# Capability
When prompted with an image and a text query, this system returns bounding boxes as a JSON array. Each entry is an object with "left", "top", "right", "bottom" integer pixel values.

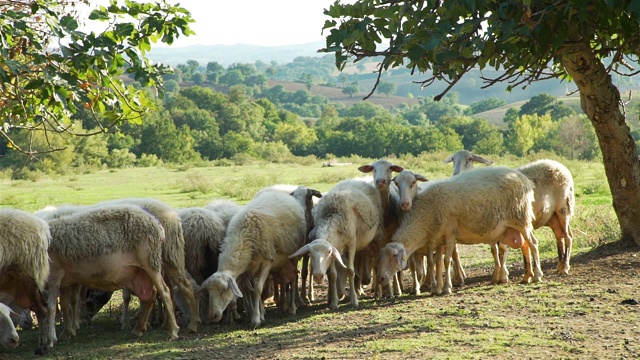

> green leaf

[
  {"left": 60, "top": 15, "right": 79, "bottom": 31},
  {"left": 24, "top": 79, "right": 45, "bottom": 90}
]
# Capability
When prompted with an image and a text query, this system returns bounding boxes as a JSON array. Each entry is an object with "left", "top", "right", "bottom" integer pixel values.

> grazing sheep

[
  {"left": 377, "top": 166, "right": 543, "bottom": 296},
  {"left": 199, "top": 187, "right": 309, "bottom": 329},
  {"left": 358, "top": 159, "right": 404, "bottom": 297},
  {"left": 45, "top": 205, "right": 179, "bottom": 344},
  {"left": 289, "top": 179, "right": 384, "bottom": 310},
  {"left": 0, "top": 302, "right": 19, "bottom": 350},
  {"left": 446, "top": 150, "right": 576, "bottom": 275},
  {"left": 204, "top": 199, "right": 243, "bottom": 230},
  {"left": 0, "top": 208, "right": 52, "bottom": 355},
  {"left": 172, "top": 207, "right": 226, "bottom": 324},
  {"left": 97, "top": 198, "right": 200, "bottom": 333},
  {"left": 0, "top": 292, "right": 34, "bottom": 330}
]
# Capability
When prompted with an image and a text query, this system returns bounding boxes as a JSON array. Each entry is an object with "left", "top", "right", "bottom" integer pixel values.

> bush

[
  {"left": 137, "top": 153, "right": 163, "bottom": 167},
  {"left": 106, "top": 149, "right": 137, "bottom": 168}
]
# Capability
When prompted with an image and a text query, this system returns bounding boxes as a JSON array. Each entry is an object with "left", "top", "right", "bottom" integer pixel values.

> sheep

[
  {"left": 289, "top": 179, "right": 384, "bottom": 310},
  {"left": 199, "top": 186, "right": 309, "bottom": 329},
  {"left": 205, "top": 199, "right": 244, "bottom": 230},
  {"left": 357, "top": 159, "right": 404, "bottom": 297},
  {"left": 444, "top": 149, "right": 494, "bottom": 176},
  {"left": 446, "top": 150, "right": 575, "bottom": 275},
  {"left": 377, "top": 166, "right": 543, "bottom": 296},
  {"left": 171, "top": 207, "right": 226, "bottom": 324},
  {"left": 0, "top": 302, "right": 19, "bottom": 350},
  {"left": 0, "top": 208, "right": 52, "bottom": 355},
  {"left": 96, "top": 198, "right": 200, "bottom": 333},
  {"left": 45, "top": 204, "right": 179, "bottom": 344},
  {"left": 0, "top": 292, "right": 34, "bottom": 330}
]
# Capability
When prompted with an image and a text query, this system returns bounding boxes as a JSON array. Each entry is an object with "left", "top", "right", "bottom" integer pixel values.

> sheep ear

[
  {"left": 415, "top": 174, "right": 428, "bottom": 182},
  {"left": 228, "top": 277, "right": 243, "bottom": 298},
  {"left": 397, "top": 247, "right": 408, "bottom": 270},
  {"left": 471, "top": 154, "right": 493, "bottom": 165},
  {"left": 331, "top": 246, "right": 347, "bottom": 269},
  {"left": 444, "top": 155, "right": 454, "bottom": 164},
  {"left": 289, "top": 244, "right": 311, "bottom": 259},
  {"left": 358, "top": 165, "right": 374, "bottom": 173},
  {"left": 311, "top": 189, "right": 322, "bottom": 198},
  {"left": 390, "top": 165, "right": 404, "bottom": 173}
]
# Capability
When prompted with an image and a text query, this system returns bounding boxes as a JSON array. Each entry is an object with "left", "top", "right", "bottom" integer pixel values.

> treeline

[{"left": 0, "top": 78, "right": 605, "bottom": 178}]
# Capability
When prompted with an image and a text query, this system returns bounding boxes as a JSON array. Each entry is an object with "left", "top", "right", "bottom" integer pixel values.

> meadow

[{"left": 1, "top": 151, "right": 637, "bottom": 359}]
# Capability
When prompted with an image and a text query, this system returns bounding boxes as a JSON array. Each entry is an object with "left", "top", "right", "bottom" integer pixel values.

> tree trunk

[{"left": 561, "top": 41, "right": 640, "bottom": 246}]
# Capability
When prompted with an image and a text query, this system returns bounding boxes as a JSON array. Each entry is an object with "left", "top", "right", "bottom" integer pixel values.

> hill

[{"left": 149, "top": 41, "right": 326, "bottom": 67}]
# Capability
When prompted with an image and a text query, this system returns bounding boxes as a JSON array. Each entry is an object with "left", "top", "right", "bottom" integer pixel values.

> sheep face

[
  {"left": 289, "top": 239, "right": 346, "bottom": 284},
  {"left": 0, "top": 303, "right": 19, "bottom": 349},
  {"left": 377, "top": 242, "right": 407, "bottom": 286},
  {"left": 199, "top": 273, "right": 242, "bottom": 324},
  {"left": 358, "top": 159, "right": 404, "bottom": 190},
  {"left": 393, "top": 170, "right": 428, "bottom": 211}
]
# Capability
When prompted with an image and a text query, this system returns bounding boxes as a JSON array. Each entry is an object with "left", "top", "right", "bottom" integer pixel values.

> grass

[{"left": 0, "top": 153, "right": 628, "bottom": 359}]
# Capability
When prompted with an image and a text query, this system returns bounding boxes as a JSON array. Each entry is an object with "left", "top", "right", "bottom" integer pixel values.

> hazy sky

[{"left": 163, "top": 0, "right": 339, "bottom": 47}]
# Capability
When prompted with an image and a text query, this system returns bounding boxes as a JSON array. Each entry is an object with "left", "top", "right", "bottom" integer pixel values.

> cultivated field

[{"left": 1, "top": 152, "right": 638, "bottom": 359}]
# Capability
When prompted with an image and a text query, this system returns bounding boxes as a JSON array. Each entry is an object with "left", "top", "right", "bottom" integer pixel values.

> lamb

[
  {"left": 199, "top": 186, "right": 310, "bottom": 328},
  {"left": 96, "top": 198, "right": 200, "bottom": 333},
  {"left": 0, "top": 302, "right": 19, "bottom": 350},
  {"left": 357, "top": 159, "right": 404, "bottom": 297},
  {"left": 377, "top": 166, "right": 543, "bottom": 296},
  {"left": 0, "top": 208, "right": 52, "bottom": 355},
  {"left": 289, "top": 179, "right": 384, "bottom": 310},
  {"left": 45, "top": 204, "right": 179, "bottom": 344},
  {"left": 446, "top": 150, "right": 575, "bottom": 275}
]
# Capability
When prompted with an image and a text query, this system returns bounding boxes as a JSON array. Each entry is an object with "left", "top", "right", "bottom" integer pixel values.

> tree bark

[{"left": 561, "top": 41, "right": 640, "bottom": 246}]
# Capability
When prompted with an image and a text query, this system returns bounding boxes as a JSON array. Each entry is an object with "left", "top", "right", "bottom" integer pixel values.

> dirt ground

[
  {"left": 7, "top": 241, "right": 640, "bottom": 360},
  {"left": 203, "top": 241, "right": 640, "bottom": 360}
]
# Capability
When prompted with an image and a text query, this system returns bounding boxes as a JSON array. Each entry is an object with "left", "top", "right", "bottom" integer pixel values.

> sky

[{"left": 159, "top": 0, "right": 339, "bottom": 47}]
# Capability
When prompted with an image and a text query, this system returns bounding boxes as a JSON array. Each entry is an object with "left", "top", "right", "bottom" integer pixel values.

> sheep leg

[
  {"left": 442, "top": 241, "right": 454, "bottom": 295},
  {"left": 549, "top": 216, "right": 573, "bottom": 275},
  {"left": 144, "top": 270, "right": 179, "bottom": 340},
  {"left": 29, "top": 282, "right": 52, "bottom": 355},
  {"left": 251, "top": 264, "right": 271, "bottom": 329},
  {"left": 308, "top": 260, "right": 315, "bottom": 303},
  {"left": 327, "top": 262, "right": 339, "bottom": 310},
  {"left": 59, "top": 287, "right": 74, "bottom": 339},
  {"left": 426, "top": 248, "right": 438, "bottom": 295},
  {"left": 45, "top": 272, "right": 64, "bottom": 347},
  {"left": 498, "top": 244, "right": 510, "bottom": 283},
  {"left": 520, "top": 241, "right": 534, "bottom": 284},
  {"left": 298, "top": 255, "right": 310, "bottom": 306},
  {"left": 525, "top": 231, "right": 544, "bottom": 282},
  {"left": 346, "top": 246, "right": 359, "bottom": 308},
  {"left": 452, "top": 244, "right": 466, "bottom": 286},
  {"left": 120, "top": 288, "right": 132, "bottom": 330},
  {"left": 409, "top": 255, "right": 420, "bottom": 296},
  {"left": 132, "top": 290, "right": 156, "bottom": 337},
  {"left": 165, "top": 266, "right": 200, "bottom": 333}
]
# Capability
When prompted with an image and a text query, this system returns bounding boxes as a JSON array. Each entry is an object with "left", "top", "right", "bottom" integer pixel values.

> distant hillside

[{"left": 149, "top": 41, "right": 326, "bottom": 66}]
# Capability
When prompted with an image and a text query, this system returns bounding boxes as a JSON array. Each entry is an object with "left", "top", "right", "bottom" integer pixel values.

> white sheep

[
  {"left": 444, "top": 149, "right": 494, "bottom": 176},
  {"left": 96, "top": 198, "right": 200, "bottom": 333},
  {"left": 0, "top": 300, "right": 19, "bottom": 350},
  {"left": 357, "top": 159, "right": 404, "bottom": 297},
  {"left": 0, "top": 208, "right": 52, "bottom": 355},
  {"left": 205, "top": 199, "right": 244, "bottom": 230},
  {"left": 377, "top": 166, "right": 543, "bottom": 296},
  {"left": 199, "top": 187, "right": 309, "bottom": 329},
  {"left": 172, "top": 207, "right": 226, "bottom": 324},
  {"left": 0, "top": 292, "right": 34, "bottom": 330},
  {"left": 446, "top": 150, "right": 575, "bottom": 275},
  {"left": 45, "top": 204, "right": 179, "bottom": 344},
  {"left": 289, "top": 179, "right": 384, "bottom": 310}
]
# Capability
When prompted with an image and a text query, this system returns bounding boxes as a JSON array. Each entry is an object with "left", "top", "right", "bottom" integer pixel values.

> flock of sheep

[{"left": 0, "top": 150, "right": 575, "bottom": 355}]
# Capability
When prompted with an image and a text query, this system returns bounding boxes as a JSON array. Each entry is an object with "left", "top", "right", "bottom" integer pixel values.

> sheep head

[
  {"left": 289, "top": 239, "right": 345, "bottom": 284},
  {"left": 0, "top": 303, "right": 19, "bottom": 349},
  {"left": 358, "top": 159, "right": 404, "bottom": 190},
  {"left": 393, "top": 170, "right": 428, "bottom": 211},
  {"left": 199, "top": 273, "right": 242, "bottom": 324},
  {"left": 445, "top": 150, "right": 494, "bottom": 176},
  {"left": 377, "top": 242, "right": 408, "bottom": 286}
]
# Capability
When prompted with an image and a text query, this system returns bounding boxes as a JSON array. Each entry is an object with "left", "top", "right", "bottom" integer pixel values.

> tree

[
  {"left": 322, "top": 1, "right": 640, "bottom": 246},
  {"left": 377, "top": 81, "right": 397, "bottom": 97},
  {"left": 464, "top": 97, "right": 507, "bottom": 116},
  {"left": 0, "top": 0, "right": 194, "bottom": 156},
  {"left": 342, "top": 82, "right": 360, "bottom": 98}
]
